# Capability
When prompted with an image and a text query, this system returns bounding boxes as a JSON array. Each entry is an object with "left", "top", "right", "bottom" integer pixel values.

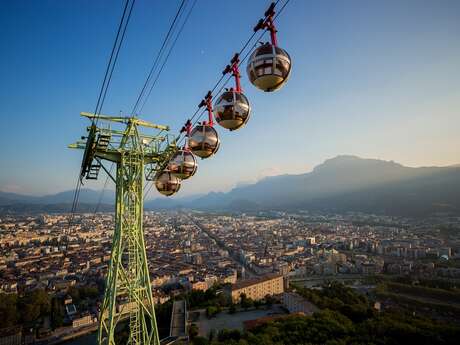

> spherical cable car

[
  {"left": 168, "top": 121, "right": 198, "bottom": 179},
  {"left": 214, "top": 54, "right": 251, "bottom": 131},
  {"left": 247, "top": 3, "right": 291, "bottom": 92},
  {"left": 168, "top": 149, "right": 197, "bottom": 180},
  {"left": 189, "top": 92, "right": 221, "bottom": 159},
  {"left": 155, "top": 171, "right": 181, "bottom": 196}
]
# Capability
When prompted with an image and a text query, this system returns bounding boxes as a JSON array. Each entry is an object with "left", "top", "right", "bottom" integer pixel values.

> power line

[
  {"left": 69, "top": 0, "right": 136, "bottom": 227},
  {"left": 94, "top": 0, "right": 135, "bottom": 122},
  {"left": 97, "top": 0, "right": 196, "bottom": 208},
  {"left": 138, "top": 0, "right": 198, "bottom": 114},
  {"left": 95, "top": 0, "right": 136, "bottom": 122},
  {"left": 131, "top": 0, "right": 188, "bottom": 116}
]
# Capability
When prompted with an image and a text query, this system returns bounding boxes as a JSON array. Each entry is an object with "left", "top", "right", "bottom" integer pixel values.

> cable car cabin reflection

[
  {"left": 188, "top": 124, "right": 220, "bottom": 159},
  {"left": 155, "top": 172, "right": 181, "bottom": 196},
  {"left": 247, "top": 43, "right": 291, "bottom": 92},
  {"left": 214, "top": 90, "right": 251, "bottom": 131},
  {"left": 167, "top": 149, "right": 198, "bottom": 180}
]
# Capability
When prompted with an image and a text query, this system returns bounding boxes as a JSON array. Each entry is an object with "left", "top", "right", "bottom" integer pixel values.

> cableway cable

[
  {"left": 69, "top": 0, "right": 136, "bottom": 227},
  {"left": 131, "top": 0, "right": 188, "bottom": 116}
]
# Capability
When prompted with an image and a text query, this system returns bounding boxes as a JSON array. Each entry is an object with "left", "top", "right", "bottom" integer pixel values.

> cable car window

[
  {"left": 274, "top": 62, "right": 286, "bottom": 77},
  {"left": 222, "top": 92, "right": 233, "bottom": 102},
  {"left": 274, "top": 47, "right": 286, "bottom": 57},
  {"left": 256, "top": 44, "right": 274, "bottom": 56}
]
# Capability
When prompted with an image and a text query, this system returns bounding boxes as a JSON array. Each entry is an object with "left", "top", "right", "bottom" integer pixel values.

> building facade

[{"left": 230, "top": 274, "right": 284, "bottom": 303}]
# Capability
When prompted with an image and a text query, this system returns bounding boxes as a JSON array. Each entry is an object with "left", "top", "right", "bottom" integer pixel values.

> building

[
  {"left": 72, "top": 314, "right": 94, "bottom": 328},
  {"left": 282, "top": 292, "right": 318, "bottom": 315},
  {"left": 230, "top": 274, "right": 284, "bottom": 303}
]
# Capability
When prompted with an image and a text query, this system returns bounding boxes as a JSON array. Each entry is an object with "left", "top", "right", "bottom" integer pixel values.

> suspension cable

[
  {"left": 69, "top": 0, "right": 136, "bottom": 226},
  {"left": 131, "top": 0, "right": 188, "bottom": 116}
]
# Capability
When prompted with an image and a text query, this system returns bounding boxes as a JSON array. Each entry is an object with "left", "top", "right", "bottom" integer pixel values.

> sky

[{"left": 0, "top": 0, "right": 459, "bottom": 198}]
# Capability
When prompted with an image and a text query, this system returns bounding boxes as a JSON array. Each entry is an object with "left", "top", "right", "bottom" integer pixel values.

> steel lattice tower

[{"left": 70, "top": 112, "right": 176, "bottom": 345}]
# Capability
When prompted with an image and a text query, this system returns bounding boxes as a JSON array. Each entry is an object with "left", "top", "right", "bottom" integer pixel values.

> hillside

[
  {"left": 2, "top": 156, "right": 460, "bottom": 216},
  {"left": 181, "top": 156, "right": 460, "bottom": 216}
]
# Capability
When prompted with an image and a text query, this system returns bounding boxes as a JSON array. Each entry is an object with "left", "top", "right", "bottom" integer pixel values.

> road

[{"left": 186, "top": 214, "right": 259, "bottom": 278}]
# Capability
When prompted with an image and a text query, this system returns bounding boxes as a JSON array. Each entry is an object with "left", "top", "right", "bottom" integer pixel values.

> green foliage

[
  {"left": 383, "top": 281, "right": 460, "bottom": 303},
  {"left": 68, "top": 286, "right": 100, "bottom": 307},
  {"left": 240, "top": 293, "right": 254, "bottom": 310},
  {"left": 155, "top": 300, "right": 173, "bottom": 339},
  {"left": 189, "top": 323, "right": 199, "bottom": 339},
  {"left": 382, "top": 275, "right": 460, "bottom": 291},
  {"left": 217, "top": 328, "right": 242, "bottom": 342},
  {"left": 185, "top": 287, "right": 227, "bottom": 309},
  {"left": 294, "top": 281, "right": 374, "bottom": 322},
  {"left": 203, "top": 281, "right": 460, "bottom": 344},
  {"left": 192, "top": 336, "right": 209, "bottom": 345},
  {"left": 264, "top": 294, "right": 276, "bottom": 307},
  {"left": 18, "top": 289, "right": 50, "bottom": 325},
  {"left": 375, "top": 289, "right": 460, "bottom": 316},
  {"left": 50, "top": 297, "right": 65, "bottom": 329},
  {"left": 254, "top": 299, "right": 264, "bottom": 309},
  {"left": 0, "top": 293, "right": 19, "bottom": 329},
  {"left": 206, "top": 305, "right": 221, "bottom": 318},
  {"left": 229, "top": 303, "right": 237, "bottom": 314}
]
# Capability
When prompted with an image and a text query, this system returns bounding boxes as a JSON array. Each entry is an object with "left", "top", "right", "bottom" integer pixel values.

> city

[{"left": 1, "top": 210, "right": 459, "bottom": 343}]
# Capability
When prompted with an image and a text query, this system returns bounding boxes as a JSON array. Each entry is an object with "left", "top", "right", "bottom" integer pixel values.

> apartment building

[{"left": 230, "top": 274, "right": 284, "bottom": 303}]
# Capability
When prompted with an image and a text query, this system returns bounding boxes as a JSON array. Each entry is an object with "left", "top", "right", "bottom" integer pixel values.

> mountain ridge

[{"left": 1, "top": 156, "right": 460, "bottom": 216}]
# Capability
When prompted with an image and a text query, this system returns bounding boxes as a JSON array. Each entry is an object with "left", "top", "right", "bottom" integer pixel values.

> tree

[
  {"left": 208, "top": 329, "right": 215, "bottom": 342},
  {"left": 229, "top": 303, "right": 237, "bottom": 314},
  {"left": 254, "top": 299, "right": 264, "bottom": 309},
  {"left": 265, "top": 294, "right": 275, "bottom": 307},
  {"left": 189, "top": 323, "right": 199, "bottom": 339},
  {"left": 206, "top": 306, "right": 220, "bottom": 318},
  {"left": 217, "top": 329, "right": 241, "bottom": 342},
  {"left": 50, "top": 298, "right": 64, "bottom": 329},
  {"left": 192, "top": 336, "right": 208, "bottom": 345},
  {"left": 240, "top": 294, "right": 253, "bottom": 310},
  {"left": 0, "top": 293, "right": 19, "bottom": 328},
  {"left": 18, "top": 289, "right": 50, "bottom": 325}
]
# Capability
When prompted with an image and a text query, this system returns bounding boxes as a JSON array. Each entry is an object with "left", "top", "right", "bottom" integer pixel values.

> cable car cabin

[
  {"left": 155, "top": 171, "right": 181, "bottom": 196},
  {"left": 188, "top": 124, "right": 220, "bottom": 159},
  {"left": 246, "top": 43, "right": 291, "bottom": 92},
  {"left": 168, "top": 149, "right": 198, "bottom": 180},
  {"left": 214, "top": 90, "right": 251, "bottom": 131}
]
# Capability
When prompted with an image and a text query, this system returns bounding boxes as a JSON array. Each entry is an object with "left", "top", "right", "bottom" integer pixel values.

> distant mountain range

[
  {"left": 0, "top": 188, "right": 115, "bottom": 213},
  {"left": 0, "top": 188, "right": 114, "bottom": 205},
  {"left": 2, "top": 155, "right": 460, "bottom": 216},
  {"left": 147, "top": 155, "right": 460, "bottom": 216}
]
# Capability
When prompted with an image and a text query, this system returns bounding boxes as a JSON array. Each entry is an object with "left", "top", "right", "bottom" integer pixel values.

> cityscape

[
  {"left": 1, "top": 0, "right": 460, "bottom": 344},
  {"left": 1, "top": 210, "right": 459, "bottom": 344}
]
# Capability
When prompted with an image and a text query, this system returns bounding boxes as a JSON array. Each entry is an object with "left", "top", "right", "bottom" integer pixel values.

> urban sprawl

[{"left": 0, "top": 211, "right": 459, "bottom": 343}]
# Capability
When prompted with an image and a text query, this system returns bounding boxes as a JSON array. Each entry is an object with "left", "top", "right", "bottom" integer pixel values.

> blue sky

[{"left": 0, "top": 0, "right": 459, "bottom": 198}]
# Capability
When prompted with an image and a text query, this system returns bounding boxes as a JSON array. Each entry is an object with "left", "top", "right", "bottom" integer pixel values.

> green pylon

[{"left": 69, "top": 112, "right": 177, "bottom": 345}]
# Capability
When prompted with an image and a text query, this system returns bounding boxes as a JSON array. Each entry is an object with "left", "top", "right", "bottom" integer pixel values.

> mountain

[
  {"left": 2, "top": 156, "right": 460, "bottom": 216},
  {"left": 0, "top": 188, "right": 115, "bottom": 214},
  {"left": 180, "top": 155, "right": 460, "bottom": 216},
  {"left": 0, "top": 188, "right": 114, "bottom": 206}
]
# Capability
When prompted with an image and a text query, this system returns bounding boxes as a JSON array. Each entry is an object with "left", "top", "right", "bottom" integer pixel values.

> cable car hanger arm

[{"left": 80, "top": 112, "right": 169, "bottom": 131}]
